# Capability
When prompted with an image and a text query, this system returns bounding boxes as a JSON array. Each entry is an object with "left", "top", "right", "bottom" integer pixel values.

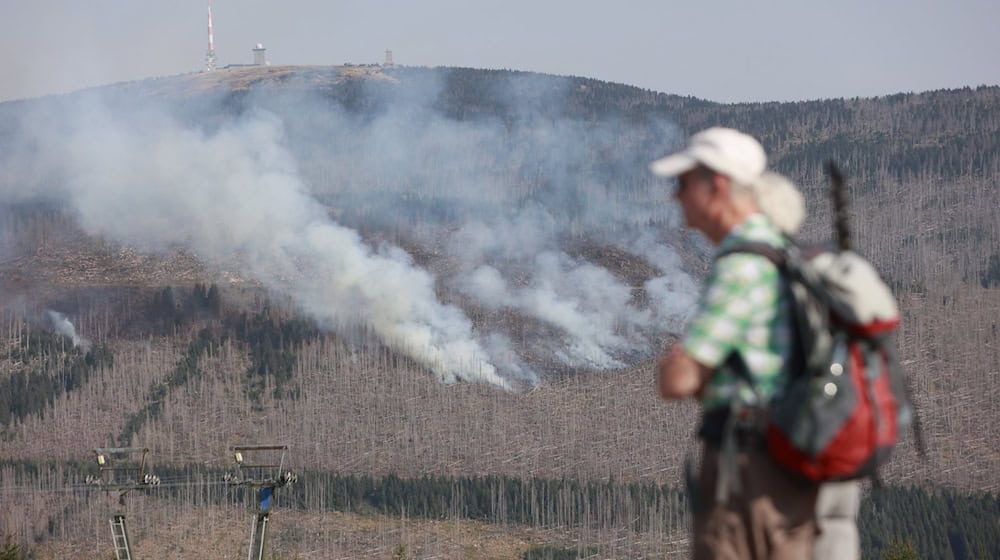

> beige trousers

[{"left": 693, "top": 446, "right": 819, "bottom": 560}]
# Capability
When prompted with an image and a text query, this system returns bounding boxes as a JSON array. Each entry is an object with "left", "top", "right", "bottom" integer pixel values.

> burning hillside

[{"left": 0, "top": 65, "right": 700, "bottom": 387}]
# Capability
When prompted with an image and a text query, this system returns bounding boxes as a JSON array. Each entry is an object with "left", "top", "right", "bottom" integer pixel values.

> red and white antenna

[{"left": 205, "top": 1, "right": 217, "bottom": 71}]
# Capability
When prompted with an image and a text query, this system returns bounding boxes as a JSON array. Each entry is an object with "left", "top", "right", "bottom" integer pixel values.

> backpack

[{"left": 719, "top": 241, "right": 918, "bottom": 482}]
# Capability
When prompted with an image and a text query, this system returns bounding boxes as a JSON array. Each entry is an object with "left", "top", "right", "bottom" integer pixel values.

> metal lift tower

[
  {"left": 225, "top": 445, "right": 297, "bottom": 560},
  {"left": 86, "top": 448, "right": 160, "bottom": 560},
  {"left": 205, "top": 1, "right": 217, "bottom": 71}
]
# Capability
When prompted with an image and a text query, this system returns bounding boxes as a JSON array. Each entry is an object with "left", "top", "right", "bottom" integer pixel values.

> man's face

[{"left": 674, "top": 167, "right": 716, "bottom": 233}]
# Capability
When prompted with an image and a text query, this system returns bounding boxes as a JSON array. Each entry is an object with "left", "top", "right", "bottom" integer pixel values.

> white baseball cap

[{"left": 649, "top": 127, "right": 767, "bottom": 185}]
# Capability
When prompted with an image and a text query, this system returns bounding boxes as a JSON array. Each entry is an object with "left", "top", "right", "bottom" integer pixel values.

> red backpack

[{"left": 721, "top": 242, "right": 918, "bottom": 482}]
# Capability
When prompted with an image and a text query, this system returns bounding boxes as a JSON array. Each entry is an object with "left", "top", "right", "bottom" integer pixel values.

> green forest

[{"left": 2, "top": 458, "right": 996, "bottom": 559}]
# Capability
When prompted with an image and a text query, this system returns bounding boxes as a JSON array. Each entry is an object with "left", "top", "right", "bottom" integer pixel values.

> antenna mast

[{"left": 205, "top": 1, "right": 217, "bottom": 71}]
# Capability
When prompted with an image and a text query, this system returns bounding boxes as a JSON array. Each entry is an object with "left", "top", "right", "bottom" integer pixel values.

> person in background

[{"left": 651, "top": 127, "right": 820, "bottom": 559}]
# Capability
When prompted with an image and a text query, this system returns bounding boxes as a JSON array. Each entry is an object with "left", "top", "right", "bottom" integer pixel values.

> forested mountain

[{"left": 0, "top": 65, "right": 997, "bottom": 558}]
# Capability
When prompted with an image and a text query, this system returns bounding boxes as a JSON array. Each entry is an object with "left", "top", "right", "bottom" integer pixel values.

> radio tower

[{"left": 205, "top": 1, "right": 217, "bottom": 71}]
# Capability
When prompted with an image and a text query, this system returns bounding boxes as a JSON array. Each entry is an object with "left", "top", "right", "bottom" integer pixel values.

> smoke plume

[
  {"left": 0, "top": 68, "right": 700, "bottom": 387},
  {"left": 44, "top": 310, "right": 92, "bottom": 352}
]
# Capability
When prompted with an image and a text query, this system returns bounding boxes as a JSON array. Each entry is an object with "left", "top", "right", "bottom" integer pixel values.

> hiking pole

[
  {"left": 826, "top": 160, "right": 851, "bottom": 253},
  {"left": 826, "top": 160, "right": 929, "bottom": 460}
]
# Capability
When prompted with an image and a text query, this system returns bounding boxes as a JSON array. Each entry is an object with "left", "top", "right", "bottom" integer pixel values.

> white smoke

[
  {"left": 44, "top": 310, "right": 91, "bottom": 352},
  {"left": 451, "top": 216, "right": 646, "bottom": 369},
  {"left": 0, "top": 69, "right": 701, "bottom": 388},
  {"left": 19, "top": 101, "right": 505, "bottom": 387},
  {"left": 627, "top": 231, "right": 701, "bottom": 327}
]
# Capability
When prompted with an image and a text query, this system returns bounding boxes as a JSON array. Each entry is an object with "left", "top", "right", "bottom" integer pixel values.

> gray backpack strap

[
  {"left": 716, "top": 241, "right": 810, "bottom": 381},
  {"left": 716, "top": 241, "right": 787, "bottom": 269}
]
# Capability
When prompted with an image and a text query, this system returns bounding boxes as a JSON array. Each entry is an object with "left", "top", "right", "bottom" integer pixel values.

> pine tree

[
  {"left": 882, "top": 538, "right": 920, "bottom": 560},
  {"left": 0, "top": 536, "right": 24, "bottom": 560}
]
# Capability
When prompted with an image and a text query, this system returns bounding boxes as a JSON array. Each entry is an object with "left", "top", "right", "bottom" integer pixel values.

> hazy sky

[{"left": 1, "top": 0, "right": 997, "bottom": 104}]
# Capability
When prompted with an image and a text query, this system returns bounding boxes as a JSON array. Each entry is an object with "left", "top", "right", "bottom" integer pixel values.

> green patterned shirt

[{"left": 682, "top": 213, "right": 794, "bottom": 411}]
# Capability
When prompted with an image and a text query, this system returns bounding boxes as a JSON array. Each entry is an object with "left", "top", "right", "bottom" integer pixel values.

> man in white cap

[{"left": 652, "top": 127, "right": 818, "bottom": 559}]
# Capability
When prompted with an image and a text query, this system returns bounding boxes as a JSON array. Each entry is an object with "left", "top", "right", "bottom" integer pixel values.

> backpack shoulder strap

[
  {"left": 716, "top": 241, "right": 788, "bottom": 269},
  {"left": 717, "top": 240, "right": 810, "bottom": 390},
  {"left": 712, "top": 241, "right": 791, "bottom": 392}
]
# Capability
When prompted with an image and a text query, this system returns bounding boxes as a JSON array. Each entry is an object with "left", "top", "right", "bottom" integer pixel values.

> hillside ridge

[{"left": 0, "top": 63, "right": 997, "bottom": 558}]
